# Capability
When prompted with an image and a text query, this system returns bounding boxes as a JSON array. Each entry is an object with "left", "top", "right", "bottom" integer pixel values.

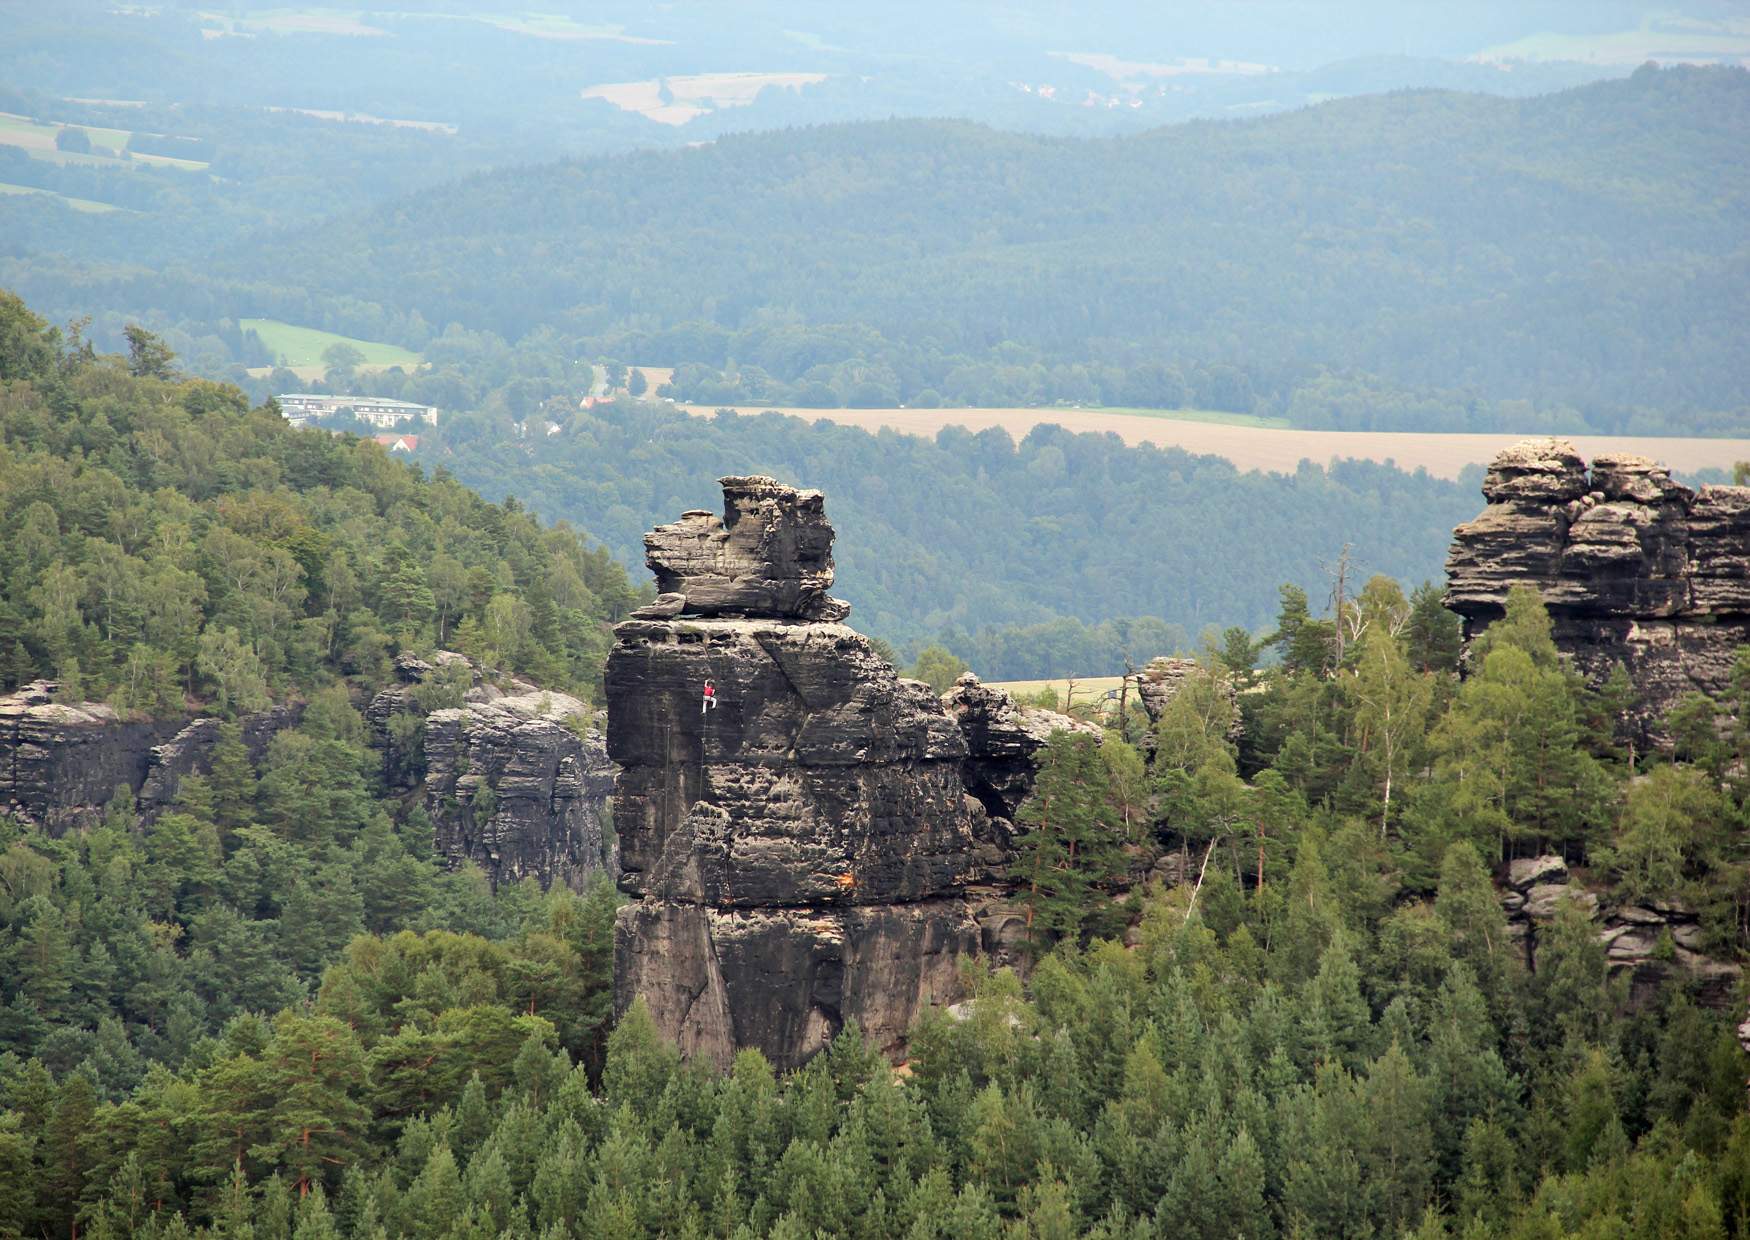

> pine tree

[
  {"left": 1362, "top": 1042, "right": 1434, "bottom": 1233},
  {"left": 1013, "top": 732, "right": 1124, "bottom": 948},
  {"left": 251, "top": 1015, "right": 370, "bottom": 1198}
]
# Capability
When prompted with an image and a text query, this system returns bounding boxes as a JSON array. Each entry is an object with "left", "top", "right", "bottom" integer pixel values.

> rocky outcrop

[
  {"left": 0, "top": 680, "right": 296, "bottom": 832},
  {"left": 636, "top": 475, "right": 848, "bottom": 622},
  {"left": 610, "top": 477, "right": 977, "bottom": 1070},
  {"left": 366, "top": 652, "right": 614, "bottom": 890},
  {"left": 945, "top": 672, "right": 1099, "bottom": 824},
  {"left": 942, "top": 673, "right": 1102, "bottom": 962},
  {"left": 1500, "top": 854, "right": 1740, "bottom": 1007},
  {"left": 1136, "top": 656, "right": 1243, "bottom": 744},
  {"left": 136, "top": 704, "right": 303, "bottom": 821},
  {"left": 1446, "top": 439, "right": 1750, "bottom": 737}
]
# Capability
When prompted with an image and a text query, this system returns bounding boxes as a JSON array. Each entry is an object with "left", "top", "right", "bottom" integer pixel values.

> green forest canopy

[
  {"left": 5, "top": 450, "right": 1750, "bottom": 1236},
  {"left": 429, "top": 398, "right": 1480, "bottom": 670},
  {"left": 0, "top": 290, "right": 637, "bottom": 709}
]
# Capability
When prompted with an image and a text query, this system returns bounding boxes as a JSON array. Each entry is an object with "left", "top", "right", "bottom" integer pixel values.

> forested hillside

[
  {"left": 430, "top": 399, "right": 1478, "bottom": 669},
  {"left": 206, "top": 65, "right": 1750, "bottom": 434},
  {"left": 6, "top": 504, "right": 1750, "bottom": 1236},
  {"left": 0, "top": 292, "right": 637, "bottom": 707}
]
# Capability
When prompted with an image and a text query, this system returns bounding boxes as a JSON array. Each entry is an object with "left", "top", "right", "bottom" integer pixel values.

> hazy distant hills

[{"left": 242, "top": 66, "right": 1749, "bottom": 432}]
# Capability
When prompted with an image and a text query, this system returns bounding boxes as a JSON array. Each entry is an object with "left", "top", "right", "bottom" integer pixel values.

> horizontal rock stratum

[
  {"left": 1445, "top": 438, "right": 1750, "bottom": 735},
  {"left": 609, "top": 477, "right": 978, "bottom": 1070}
]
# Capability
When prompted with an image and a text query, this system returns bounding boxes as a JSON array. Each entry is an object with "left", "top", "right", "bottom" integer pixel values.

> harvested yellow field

[
  {"left": 680, "top": 405, "right": 1749, "bottom": 480},
  {"left": 582, "top": 73, "right": 828, "bottom": 125},
  {"left": 988, "top": 676, "right": 1128, "bottom": 712},
  {"left": 629, "top": 365, "right": 673, "bottom": 392}
]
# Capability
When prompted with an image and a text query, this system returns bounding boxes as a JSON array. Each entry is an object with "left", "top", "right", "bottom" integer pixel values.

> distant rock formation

[
  {"left": 366, "top": 652, "right": 614, "bottom": 890},
  {"left": 1446, "top": 439, "right": 1750, "bottom": 737},
  {"left": 1135, "top": 656, "right": 1243, "bottom": 743},
  {"left": 0, "top": 680, "right": 296, "bottom": 832},
  {"left": 609, "top": 477, "right": 977, "bottom": 1070}
]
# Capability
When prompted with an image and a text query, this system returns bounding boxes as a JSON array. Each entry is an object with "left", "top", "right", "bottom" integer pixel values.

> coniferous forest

[{"left": 3, "top": 292, "right": 1750, "bottom": 1238}]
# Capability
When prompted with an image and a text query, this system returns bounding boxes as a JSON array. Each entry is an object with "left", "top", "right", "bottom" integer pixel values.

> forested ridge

[
  {"left": 200, "top": 64, "right": 1750, "bottom": 435},
  {"left": 0, "top": 292, "right": 638, "bottom": 708},
  {"left": 429, "top": 398, "right": 1479, "bottom": 666}
]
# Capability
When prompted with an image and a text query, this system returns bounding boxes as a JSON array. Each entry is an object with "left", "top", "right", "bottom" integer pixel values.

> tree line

[
  {"left": 208, "top": 65, "right": 1750, "bottom": 435},
  {"left": 426, "top": 396, "right": 1477, "bottom": 667}
]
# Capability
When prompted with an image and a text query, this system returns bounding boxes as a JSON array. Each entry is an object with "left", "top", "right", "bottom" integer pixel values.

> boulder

[
  {"left": 1523, "top": 882, "right": 1598, "bottom": 920},
  {"left": 1507, "top": 854, "right": 1569, "bottom": 890}
]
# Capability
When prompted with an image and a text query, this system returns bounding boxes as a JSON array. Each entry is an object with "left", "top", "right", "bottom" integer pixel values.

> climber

[{"left": 701, "top": 678, "right": 717, "bottom": 716}]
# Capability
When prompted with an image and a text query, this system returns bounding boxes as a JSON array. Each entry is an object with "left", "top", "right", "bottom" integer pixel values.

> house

[
  {"left": 372, "top": 434, "right": 419, "bottom": 453},
  {"left": 277, "top": 393, "right": 439, "bottom": 428}
]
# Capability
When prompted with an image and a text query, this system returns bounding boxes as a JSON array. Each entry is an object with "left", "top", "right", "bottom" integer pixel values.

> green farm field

[
  {"left": 0, "top": 182, "right": 128, "bottom": 214},
  {"left": 0, "top": 112, "right": 207, "bottom": 170},
  {"left": 241, "top": 318, "right": 423, "bottom": 369}
]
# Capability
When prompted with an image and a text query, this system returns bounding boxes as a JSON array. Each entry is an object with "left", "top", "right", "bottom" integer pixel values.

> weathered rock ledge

[
  {"left": 0, "top": 680, "right": 296, "bottom": 832},
  {"left": 1499, "top": 854, "right": 1740, "bottom": 1007},
  {"left": 1446, "top": 439, "right": 1750, "bottom": 737},
  {"left": 366, "top": 652, "right": 614, "bottom": 890}
]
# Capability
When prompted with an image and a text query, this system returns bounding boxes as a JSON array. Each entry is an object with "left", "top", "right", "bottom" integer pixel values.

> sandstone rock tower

[
  {"left": 608, "top": 477, "right": 978, "bottom": 1070},
  {"left": 1445, "top": 439, "right": 1750, "bottom": 735}
]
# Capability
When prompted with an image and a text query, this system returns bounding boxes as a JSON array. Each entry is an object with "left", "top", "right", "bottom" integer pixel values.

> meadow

[
  {"left": 240, "top": 318, "right": 424, "bottom": 370},
  {"left": 0, "top": 112, "right": 209, "bottom": 171}
]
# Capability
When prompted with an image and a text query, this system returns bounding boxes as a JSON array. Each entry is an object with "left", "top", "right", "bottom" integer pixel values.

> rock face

[
  {"left": 945, "top": 672, "right": 1099, "bottom": 824},
  {"left": 1500, "top": 854, "right": 1740, "bottom": 1007},
  {"left": 366, "top": 653, "right": 614, "bottom": 890},
  {"left": 942, "top": 673, "right": 1102, "bottom": 962},
  {"left": 136, "top": 704, "right": 304, "bottom": 821},
  {"left": 1136, "top": 656, "right": 1242, "bottom": 738},
  {"left": 610, "top": 477, "right": 978, "bottom": 1070},
  {"left": 637, "top": 476, "right": 848, "bottom": 622},
  {"left": 1446, "top": 439, "right": 1750, "bottom": 736},
  {"left": 0, "top": 680, "right": 296, "bottom": 832}
]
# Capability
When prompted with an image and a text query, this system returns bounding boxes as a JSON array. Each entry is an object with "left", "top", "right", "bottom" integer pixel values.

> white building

[{"left": 277, "top": 393, "right": 438, "bottom": 428}]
